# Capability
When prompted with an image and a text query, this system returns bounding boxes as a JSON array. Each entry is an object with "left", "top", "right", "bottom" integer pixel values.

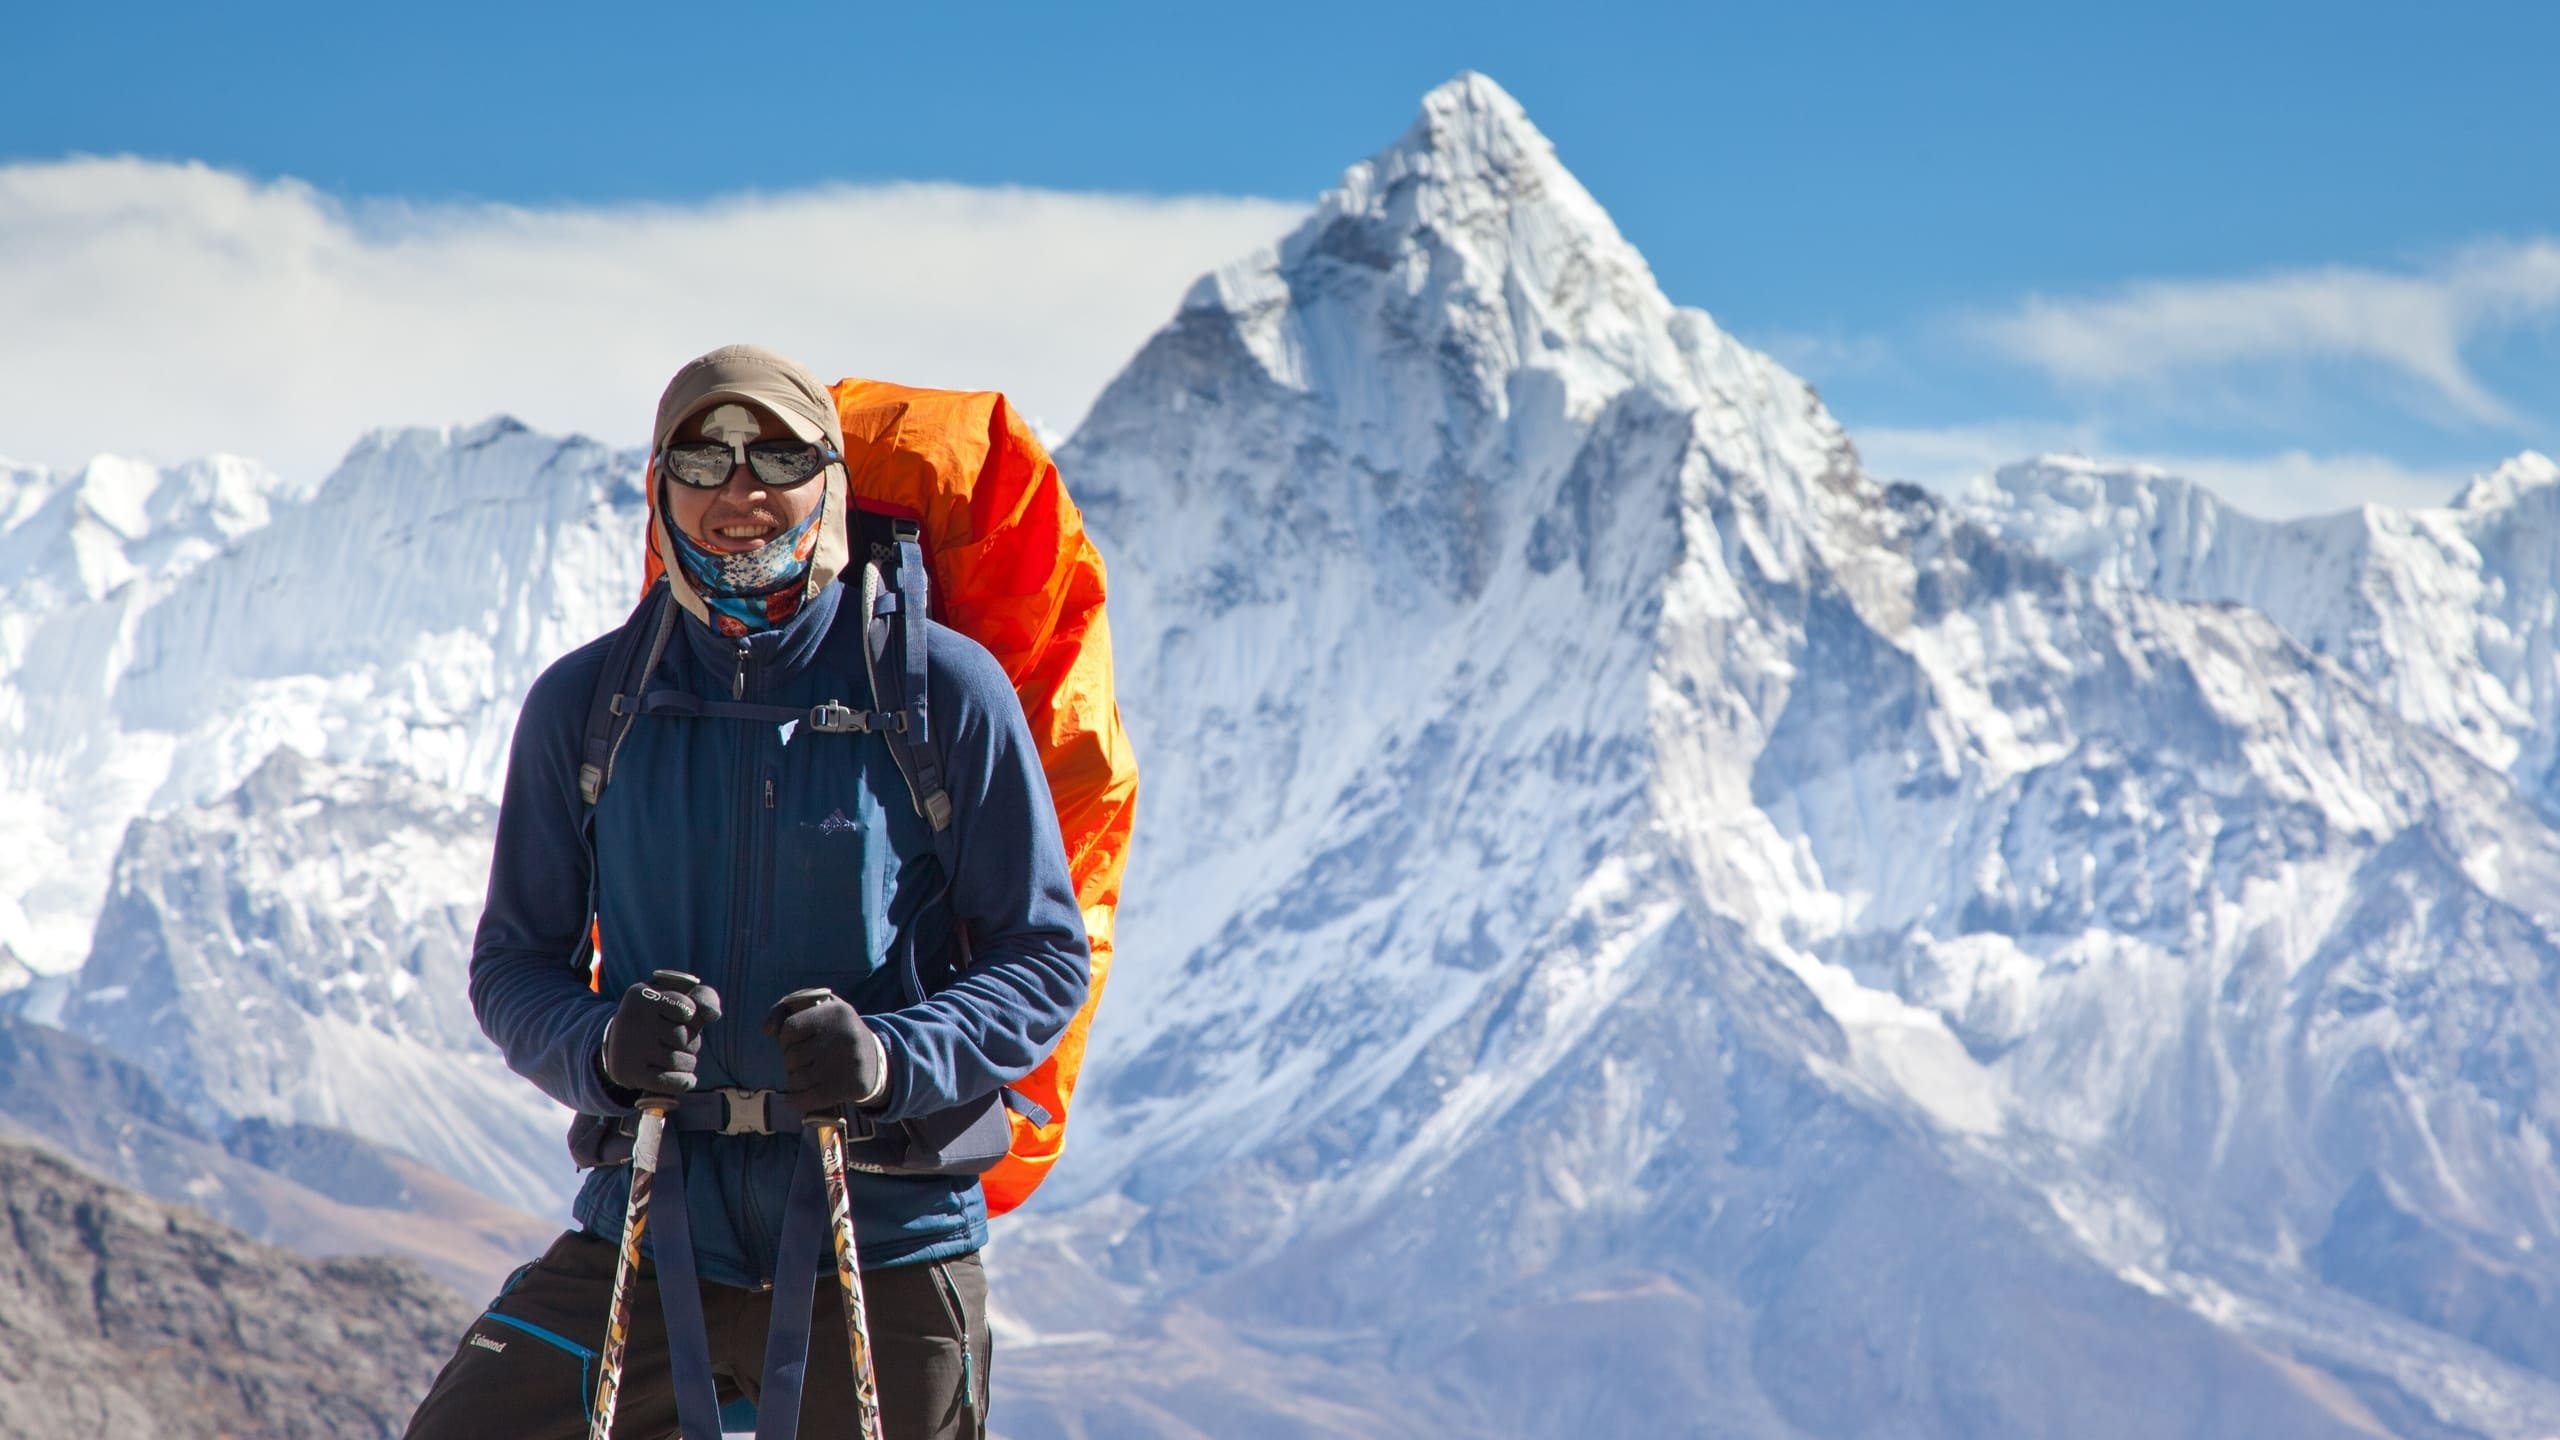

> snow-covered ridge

[
  {"left": 1966, "top": 449, "right": 2560, "bottom": 806},
  {"left": 2, "top": 417, "right": 647, "bottom": 976},
  {"left": 1, "top": 419, "right": 643, "bottom": 1212},
  {"left": 0, "top": 451, "right": 314, "bottom": 611},
  {"left": 2456, "top": 450, "right": 2560, "bottom": 512},
  {"left": 58, "top": 746, "right": 572, "bottom": 1211}
]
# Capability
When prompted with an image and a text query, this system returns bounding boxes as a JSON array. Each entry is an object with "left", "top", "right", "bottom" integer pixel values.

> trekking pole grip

[
  {"left": 638, "top": 969, "right": 705, "bottom": 1114},
  {"left": 591, "top": 976, "right": 700, "bottom": 1440},
  {"left": 773, "top": 985, "right": 833, "bottom": 1017},
  {"left": 772, "top": 986, "right": 842, "bottom": 1105}
]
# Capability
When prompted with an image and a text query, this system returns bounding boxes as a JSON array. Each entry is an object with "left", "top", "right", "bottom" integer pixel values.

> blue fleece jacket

[{"left": 469, "top": 578, "right": 1091, "bottom": 1285}]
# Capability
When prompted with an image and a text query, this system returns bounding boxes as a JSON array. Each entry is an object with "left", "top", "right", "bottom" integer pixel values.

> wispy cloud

[
  {"left": 0, "top": 158, "right": 1305, "bottom": 480},
  {"left": 1749, "top": 328, "right": 1896, "bottom": 382},
  {"left": 1967, "top": 240, "right": 2560, "bottom": 428}
]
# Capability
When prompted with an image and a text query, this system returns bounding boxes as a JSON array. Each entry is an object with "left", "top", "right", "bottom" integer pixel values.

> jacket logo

[
  {"left": 469, "top": 1333, "right": 508, "bottom": 1354},
  {"left": 818, "top": 809, "right": 858, "bottom": 835}
]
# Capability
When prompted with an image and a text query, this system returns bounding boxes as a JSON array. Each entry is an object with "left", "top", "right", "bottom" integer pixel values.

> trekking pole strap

[
  {"left": 647, "top": 1133, "right": 725, "bottom": 1440},
  {"left": 602, "top": 1123, "right": 849, "bottom": 1440},
  {"left": 751, "top": 1137, "right": 833, "bottom": 1440}
]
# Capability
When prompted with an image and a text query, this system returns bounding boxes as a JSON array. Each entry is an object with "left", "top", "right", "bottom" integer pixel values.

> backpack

[{"left": 589, "top": 379, "right": 1133, "bottom": 1216}]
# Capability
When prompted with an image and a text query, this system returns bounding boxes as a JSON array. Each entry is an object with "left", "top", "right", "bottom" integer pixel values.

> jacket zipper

[
  {"left": 931, "top": 1260, "right": 979, "bottom": 1420},
  {"left": 721, "top": 635, "right": 756, "bottom": 1080},
  {"left": 725, "top": 635, "right": 779, "bottom": 1282}
]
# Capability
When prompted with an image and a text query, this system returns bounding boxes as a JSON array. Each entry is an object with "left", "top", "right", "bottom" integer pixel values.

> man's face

[{"left": 662, "top": 400, "right": 826, "bottom": 555}]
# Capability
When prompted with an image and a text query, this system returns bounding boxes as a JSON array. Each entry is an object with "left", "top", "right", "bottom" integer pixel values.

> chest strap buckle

[{"left": 718, "top": 1087, "right": 779, "bottom": 1136}]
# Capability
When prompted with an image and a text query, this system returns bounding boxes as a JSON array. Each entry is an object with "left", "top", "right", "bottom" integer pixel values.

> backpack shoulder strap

[
  {"left": 578, "top": 578, "right": 676, "bottom": 806},
  {"left": 860, "top": 512, "right": 960, "bottom": 881}
]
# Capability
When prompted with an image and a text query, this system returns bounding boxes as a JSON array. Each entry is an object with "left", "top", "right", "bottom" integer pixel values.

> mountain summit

[
  {"left": 1190, "top": 70, "right": 1693, "bottom": 423},
  {"left": 1018, "top": 74, "right": 2560, "bottom": 1436}
]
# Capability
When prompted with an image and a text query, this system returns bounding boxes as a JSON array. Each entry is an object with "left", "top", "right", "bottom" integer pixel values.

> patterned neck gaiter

[{"left": 665, "top": 491, "right": 826, "bottom": 638}]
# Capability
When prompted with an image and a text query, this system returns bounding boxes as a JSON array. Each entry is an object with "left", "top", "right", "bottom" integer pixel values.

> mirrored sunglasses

[{"left": 658, "top": 439, "right": 838, "bottom": 491}]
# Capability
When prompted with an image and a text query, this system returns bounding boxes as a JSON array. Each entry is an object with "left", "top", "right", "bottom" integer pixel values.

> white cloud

[
  {"left": 1968, "top": 240, "right": 2560, "bottom": 427},
  {"left": 0, "top": 157, "right": 1305, "bottom": 480},
  {"left": 1855, "top": 418, "right": 2482, "bottom": 519}
]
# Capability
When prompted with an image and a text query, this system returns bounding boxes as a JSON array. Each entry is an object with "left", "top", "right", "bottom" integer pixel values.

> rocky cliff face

[
  {"left": 57, "top": 746, "right": 572, "bottom": 1213},
  {"left": 0, "top": 1138, "right": 472, "bottom": 1439}
]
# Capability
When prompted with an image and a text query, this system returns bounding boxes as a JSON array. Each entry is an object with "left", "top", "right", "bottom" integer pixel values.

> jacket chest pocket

[{"left": 766, "top": 739, "right": 897, "bottom": 1004}]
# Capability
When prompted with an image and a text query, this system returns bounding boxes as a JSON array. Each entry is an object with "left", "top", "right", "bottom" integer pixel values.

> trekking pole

[
  {"left": 774, "top": 987, "right": 886, "bottom": 1440},
  {"left": 590, "top": 968, "right": 703, "bottom": 1440}
]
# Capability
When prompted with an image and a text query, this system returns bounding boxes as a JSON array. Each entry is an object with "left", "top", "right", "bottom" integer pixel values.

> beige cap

[
  {"left": 652, "top": 343, "right": 846, "bottom": 455},
  {"left": 647, "top": 344, "right": 850, "bottom": 624}
]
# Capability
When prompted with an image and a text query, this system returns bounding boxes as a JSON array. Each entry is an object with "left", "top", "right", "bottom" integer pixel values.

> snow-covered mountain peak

[
  {"left": 1965, "top": 449, "right": 2560, "bottom": 809},
  {"left": 1377, "top": 71, "right": 1552, "bottom": 177},
  {"left": 1036, "top": 81, "right": 2560, "bottom": 1433},
  {"left": 1064, "top": 77, "right": 1874, "bottom": 1206},
  {"left": 2455, "top": 448, "right": 2560, "bottom": 512},
  {"left": 1962, "top": 452, "right": 2253, "bottom": 592},
  {"left": 1095, "top": 73, "right": 1861, "bottom": 664},
  {"left": 0, "top": 451, "right": 313, "bottom": 608},
  {"left": 1, "top": 420, "right": 646, "bottom": 978},
  {"left": 1968, "top": 451, "right": 2207, "bottom": 520},
  {"left": 1975, "top": 450, "right": 2175, "bottom": 501},
  {"left": 1329, "top": 69, "right": 1658, "bottom": 315},
  {"left": 1163, "top": 68, "right": 1783, "bottom": 475}
]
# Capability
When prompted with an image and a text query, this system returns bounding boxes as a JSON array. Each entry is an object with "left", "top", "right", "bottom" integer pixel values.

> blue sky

[{"left": 6, "top": 0, "right": 2556, "bottom": 513}]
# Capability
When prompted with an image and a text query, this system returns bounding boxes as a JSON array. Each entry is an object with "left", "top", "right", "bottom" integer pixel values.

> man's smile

[{"left": 702, "top": 518, "right": 780, "bottom": 551}]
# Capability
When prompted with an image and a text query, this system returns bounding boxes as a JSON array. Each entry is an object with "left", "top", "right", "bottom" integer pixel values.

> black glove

[
  {"left": 601, "top": 975, "right": 723, "bottom": 1097},
  {"left": 762, "top": 992, "right": 889, "bottom": 1115}
]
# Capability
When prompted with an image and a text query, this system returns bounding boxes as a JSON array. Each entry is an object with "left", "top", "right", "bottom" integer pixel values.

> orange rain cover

[{"left": 641, "top": 379, "right": 1138, "bottom": 1217}]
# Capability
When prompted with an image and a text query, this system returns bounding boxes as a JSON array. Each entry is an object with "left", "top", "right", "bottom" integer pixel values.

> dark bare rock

[
  {"left": 0, "top": 1013, "right": 553, "bottom": 1299},
  {"left": 0, "top": 1137, "right": 473, "bottom": 1438}
]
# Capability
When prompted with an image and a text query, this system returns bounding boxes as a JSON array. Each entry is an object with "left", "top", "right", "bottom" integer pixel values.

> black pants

[{"left": 405, "top": 1231, "right": 989, "bottom": 1440}]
